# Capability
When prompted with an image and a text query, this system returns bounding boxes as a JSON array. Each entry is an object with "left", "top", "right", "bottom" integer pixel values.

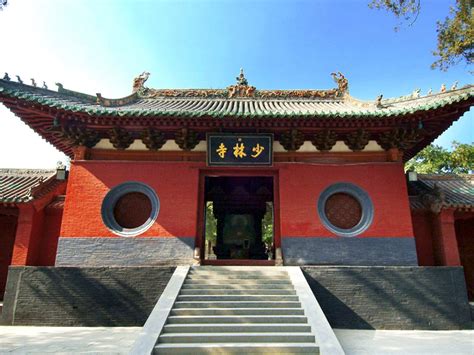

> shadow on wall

[
  {"left": 302, "top": 266, "right": 471, "bottom": 330},
  {"left": 1, "top": 266, "right": 175, "bottom": 326}
]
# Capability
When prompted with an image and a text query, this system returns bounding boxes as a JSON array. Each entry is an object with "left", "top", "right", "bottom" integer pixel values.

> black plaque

[{"left": 207, "top": 134, "right": 273, "bottom": 166}]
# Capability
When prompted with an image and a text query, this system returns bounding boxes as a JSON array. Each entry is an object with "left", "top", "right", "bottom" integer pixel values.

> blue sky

[{"left": 0, "top": 0, "right": 472, "bottom": 168}]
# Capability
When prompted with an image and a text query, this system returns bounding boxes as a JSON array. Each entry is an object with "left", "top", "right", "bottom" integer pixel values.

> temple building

[{"left": 0, "top": 71, "right": 472, "bottom": 338}]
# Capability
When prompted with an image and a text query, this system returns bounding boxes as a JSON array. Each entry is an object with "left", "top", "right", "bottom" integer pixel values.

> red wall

[
  {"left": 36, "top": 206, "right": 64, "bottom": 265},
  {"left": 61, "top": 161, "right": 200, "bottom": 238},
  {"left": 61, "top": 161, "right": 413, "bottom": 240},
  {"left": 0, "top": 214, "right": 18, "bottom": 297},
  {"left": 411, "top": 211, "right": 436, "bottom": 265},
  {"left": 279, "top": 162, "right": 414, "bottom": 238}
]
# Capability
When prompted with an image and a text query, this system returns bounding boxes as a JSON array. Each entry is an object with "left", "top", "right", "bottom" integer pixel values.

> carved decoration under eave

[
  {"left": 109, "top": 127, "right": 134, "bottom": 150},
  {"left": 331, "top": 72, "right": 349, "bottom": 97},
  {"left": 421, "top": 183, "right": 445, "bottom": 213},
  {"left": 56, "top": 124, "right": 100, "bottom": 148},
  {"left": 377, "top": 128, "right": 424, "bottom": 151},
  {"left": 344, "top": 129, "right": 370, "bottom": 151},
  {"left": 312, "top": 130, "right": 337, "bottom": 151},
  {"left": 142, "top": 128, "right": 166, "bottom": 151},
  {"left": 175, "top": 128, "right": 200, "bottom": 151},
  {"left": 279, "top": 129, "right": 305, "bottom": 151}
]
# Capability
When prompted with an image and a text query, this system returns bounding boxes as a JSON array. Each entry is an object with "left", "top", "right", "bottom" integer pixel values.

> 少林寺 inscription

[{"left": 207, "top": 134, "right": 273, "bottom": 166}]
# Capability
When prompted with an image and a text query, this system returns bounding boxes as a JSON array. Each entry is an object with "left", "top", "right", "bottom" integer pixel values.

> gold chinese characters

[{"left": 215, "top": 142, "right": 265, "bottom": 159}]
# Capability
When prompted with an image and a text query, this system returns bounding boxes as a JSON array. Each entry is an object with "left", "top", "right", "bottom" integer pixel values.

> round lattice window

[
  {"left": 318, "top": 183, "right": 373, "bottom": 237},
  {"left": 101, "top": 182, "right": 159, "bottom": 237}
]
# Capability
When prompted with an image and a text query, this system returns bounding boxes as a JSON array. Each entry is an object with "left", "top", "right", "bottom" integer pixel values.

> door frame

[{"left": 196, "top": 168, "right": 281, "bottom": 264}]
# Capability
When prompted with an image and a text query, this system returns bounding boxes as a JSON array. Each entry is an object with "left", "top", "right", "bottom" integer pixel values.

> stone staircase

[{"left": 154, "top": 266, "right": 320, "bottom": 354}]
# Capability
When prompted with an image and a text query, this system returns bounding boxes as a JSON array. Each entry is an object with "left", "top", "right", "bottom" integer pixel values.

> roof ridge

[{"left": 0, "top": 168, "right": 56, "bottom": 176}]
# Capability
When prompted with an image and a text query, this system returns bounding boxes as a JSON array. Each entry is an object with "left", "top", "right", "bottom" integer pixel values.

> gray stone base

[
  {"left": 302, "top": 266, "right": 471, "bottom": 330},
  {"left": 1, "top": 266, "right": 175, "bottom": 326},
  {"left": 55, "top": 237, "right": 195, "bottom": 267},
  {"left": 282, "top": 237, "right": 418, "bottom": 265}
]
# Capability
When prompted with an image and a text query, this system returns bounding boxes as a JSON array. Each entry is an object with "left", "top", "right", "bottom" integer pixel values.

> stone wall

[
  {"left": 55, "top": 237, "right": 194, "bottom": 266},
  {"left": 302, "top": 266, "right": 471, "bottom": 330},
  {"left": 283, "top": 237, "right": 418, "bottom": 265},
  {"left": 1, "top": 266, "right": 175, "bottom": 326}
]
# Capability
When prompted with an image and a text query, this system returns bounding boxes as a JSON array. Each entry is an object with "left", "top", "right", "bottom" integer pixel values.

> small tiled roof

[
  {"left": 0, "top": 78, "right": 472, "bottom": 118},
  {"left": 0, "top": 169, "right": 63, "bottom": 204},
  {"left": 409, "top": 174, "right": 474, "bottom": 211}
]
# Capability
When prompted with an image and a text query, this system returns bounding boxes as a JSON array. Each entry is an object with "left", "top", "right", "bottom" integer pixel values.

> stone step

[
  {"left": 186, "top": 274, "right": 288, "bottom": 280},
  {"left": 166, "top": 315, "right": 309, "bottom": 324},
  {"left": 184, "top": 279, "right": 292, "bottom": 285},
  {"left": 173, "top": 301, "right": 301, "bottom": 309},
  {"left": 179, "top": 289, "right": 296, "bottom": 295},
  {"left": 181, "top": 284, "right": 294, "bottom": 290},
  {"left": 154, "top": 342, "right": 320, "bottom": 354},
  {"left": 189, "top": 267, "right": 288, "bottom": 273},
  {"left": 162, "top": 324, "right": 312, "bottom": 333},
  {"left": 177, "top": 295, "right": 299, "bottom": 302},
  {"left": 158, "top": 333, "right": 316, "bottom": 344},
  {"left": 170, "top": 308, "right": 305, "bottom": 316}
]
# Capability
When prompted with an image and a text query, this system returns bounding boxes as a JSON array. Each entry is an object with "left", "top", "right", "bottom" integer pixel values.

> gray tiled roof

[
  {"left": 0, "top": 79, "right": 472, "bottom": 118},
  {"left": 410, "top": 174, "right": 474, "bottom": 210},
  {"left": 0, "top": 169, "right": 62, "bottom": 204}
]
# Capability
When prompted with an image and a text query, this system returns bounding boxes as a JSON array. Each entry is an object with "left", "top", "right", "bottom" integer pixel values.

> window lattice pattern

[
  {"left": 113, "top": 192, "right": 152, "bottom": 229},
  {"left": 324, "top": 193, "right": 362, "bottom": 229}
]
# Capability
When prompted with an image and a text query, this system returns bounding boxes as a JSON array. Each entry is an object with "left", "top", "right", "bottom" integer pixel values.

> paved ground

[
  {"left": 334, "top": 329, "right": 474, "bottom": 355},
  {"left": 0, "top": 326, "right": 472, "bottom": 354}
]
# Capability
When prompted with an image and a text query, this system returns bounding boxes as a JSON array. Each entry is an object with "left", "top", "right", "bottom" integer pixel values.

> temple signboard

[{"left": 207, "top": 134, "right": 273, "bottom": 166}]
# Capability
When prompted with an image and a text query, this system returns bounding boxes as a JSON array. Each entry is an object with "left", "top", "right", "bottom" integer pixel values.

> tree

[
  {"left": 369, "top": 0, "right": 473, "bottom": 71},
  {"left": 405, "top": 141, "right": 474, "bottom": 173},
  {"left": 0, "top": 0, "right": 7, "bottom": 10}
]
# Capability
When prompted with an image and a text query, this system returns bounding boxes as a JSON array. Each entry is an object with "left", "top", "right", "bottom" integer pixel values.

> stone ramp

[{"left": 130, "top": 266, "right": 344, "bottom": 354}]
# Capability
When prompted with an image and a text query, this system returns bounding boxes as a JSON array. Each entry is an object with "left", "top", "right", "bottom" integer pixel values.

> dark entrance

[{"left": 203, "top": 176, "right": 274, "bottom": 261}]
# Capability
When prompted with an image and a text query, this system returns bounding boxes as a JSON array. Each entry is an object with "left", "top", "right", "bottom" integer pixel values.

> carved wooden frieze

[
  {"left": 344, "top": 129, "right": 369, "bottom": 151},
  {"left": 377, "top": 128, "right": 424, "bottom": 151},
  {"left": 109, "top": 127, "right": 134, "bottom": 150},
  {"left": 312, "top": 130, "right": 337, "bottom": 151},
  {"left": 175, "top": 128, "right": 200, "bottom": 151},
  {"left": 279, "top": 129, "right": 305, "bottom": 151},
  {"left": 141, "top": 128, "right": 166, "bottom": 151},
  {"left": 57, "top": 124, "right": 100, "bottom": 148}
]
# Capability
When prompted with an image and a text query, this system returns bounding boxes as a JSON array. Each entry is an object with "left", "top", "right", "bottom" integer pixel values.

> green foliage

[
  {"left": 205, "top": 202, "right": 217, "bottom": 244},
  {"left": 262, "top": 202, "right": 274, "bottom": 247},
  {"left": 432, "top": 0, "right": 473, "bottom": 71},
  {"left": 369, "top": 0, "right": 473, "bottom": 70},
  {"left": 405, "top": 141, "right": 474, "bottom": 173}
]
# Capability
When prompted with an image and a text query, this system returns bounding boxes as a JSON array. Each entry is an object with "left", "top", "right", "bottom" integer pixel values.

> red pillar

[
  {"left": 11, "top": 204, "right": 43, "bottom": 266},
  {"left": 432, "top": 209, "right": 461, "bottom": 266}
]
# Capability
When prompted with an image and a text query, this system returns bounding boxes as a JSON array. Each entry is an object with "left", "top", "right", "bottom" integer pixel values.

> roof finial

[
  {"left": 236, "top": 68, "right": 248, "bottom": 86},
  {"left": 440, "top": 83, "right": 446, "bottom": 93},
  {"left": 3, "top": 72, "right": 10, "bottom": 81},
  {"left": 375, "top": 94, "right": 383, "bottom": 108},
  {"left": 451, "top": 81, "right": 458, "bottom": 90},
  {"left": 16, "top": 75, "right": 23, "bottom": 84},
  {"left": 31, "top": 78, "right": 37, "bottom": 87},
  {"left": 42, "top": 81, "right": 48, "bottom": 89},
  {"left": 427, "top": 88, "right": 432, "bottom": 95},
  {"left": 331, "top": 72, "right": 349, "bottom": 96},
  {"left": 132, "top": 71, "right": 150, "bottom": 93},
  {"left": 411, "top": 88, "right": 420, "bottom": 98}
]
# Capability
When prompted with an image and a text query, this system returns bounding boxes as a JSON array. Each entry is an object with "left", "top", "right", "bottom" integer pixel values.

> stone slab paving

[
  {"left": 0, "top": 327, "right": 472, "bottom": 354},
  {"left": 335, "top": 329, "right": 474, "bottom": 355},
  {"left": 0, "top": 326, "right": 140, "bottom": 354}
]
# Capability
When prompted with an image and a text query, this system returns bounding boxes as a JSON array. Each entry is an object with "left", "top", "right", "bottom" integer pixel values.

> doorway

[{"left": 202, "top": 176, "right": 275, "bottom": 263}]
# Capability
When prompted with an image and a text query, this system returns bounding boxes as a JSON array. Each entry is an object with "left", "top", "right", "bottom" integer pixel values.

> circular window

[
  {"left": 318, "top": 183, "right": 373, "bottom": 237},
  {"left": 101, "top": 182, "right": 159, "bottom": 237}
]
